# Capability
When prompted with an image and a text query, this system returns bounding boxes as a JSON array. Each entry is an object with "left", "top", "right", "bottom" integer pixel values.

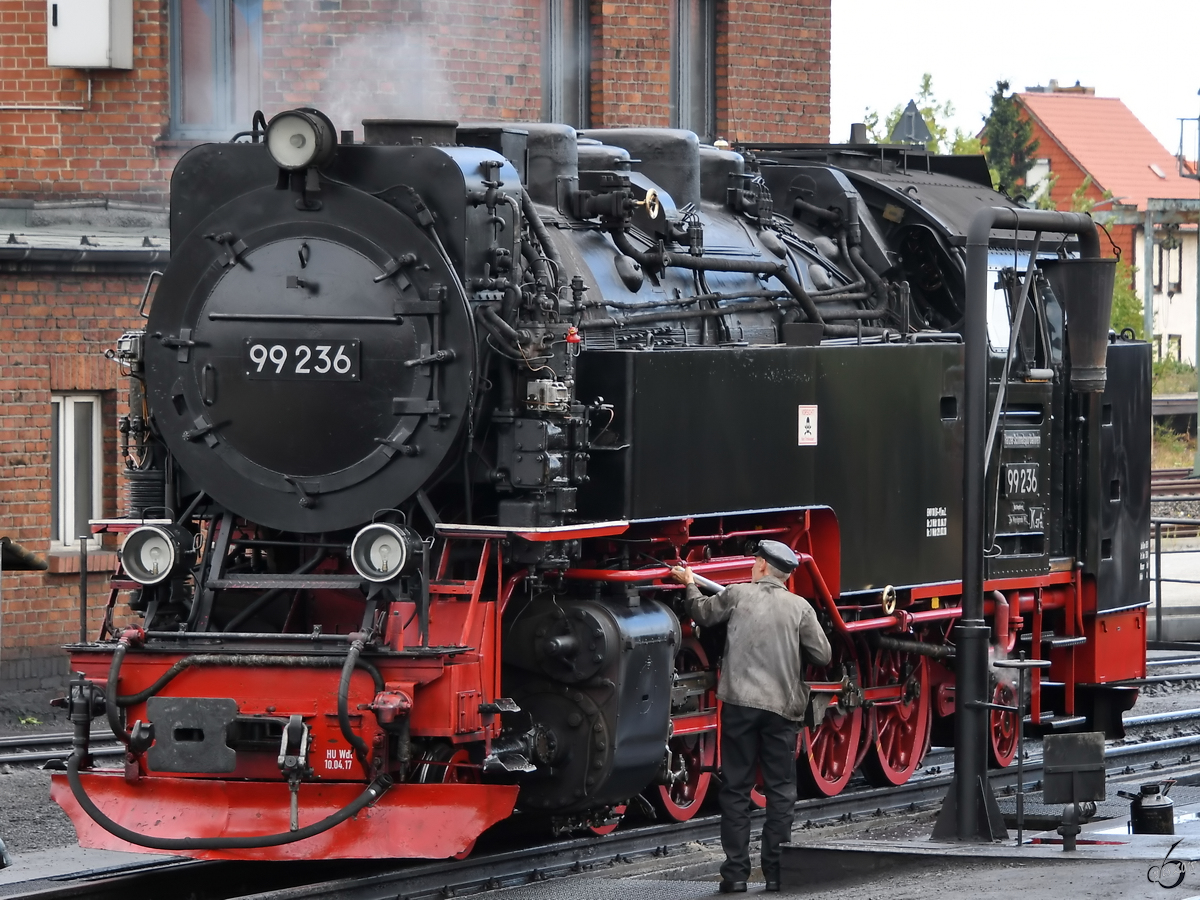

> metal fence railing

[{"left": 1150, "top": 517, "right": 1200, "bottom": 649}]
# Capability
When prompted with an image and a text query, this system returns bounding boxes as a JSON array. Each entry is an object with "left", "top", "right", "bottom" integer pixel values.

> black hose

[
  {"left": 773, "top": 267, "right": 825, "bottom": 326},
  {"left": 521, "top": 188, "right": 565, "bottom": 291},
  {"left": 477, "top": 303, "right": 526, "bottom": 349},
  {"left": 340, "top": 639, "right": 370, "bottom": 763},
  {"left": 105, "top": 640, "right": 130, "bottom": 746},
  {"left": 520, "top": 238, "right": 551, "bottom": 290},
  {"left": 818, "top": 307, "right": 887, "bottom": 320},
  {"left": 113, "top": 653, "right": 384, "bottom": 707},
  {"left": 222, "top": 551, "right": 327, "bottom": 633},
  {"left": 848, "top": 244, "right": 888, "bottom": 308},
  {"left": 793, "top": 197, "right": 840, "bottom": 223},
  {"left": 67, "top": 750, "right": 391, "bottom": 850}
]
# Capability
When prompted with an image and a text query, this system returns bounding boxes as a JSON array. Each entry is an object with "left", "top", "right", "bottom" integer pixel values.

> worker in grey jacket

[{"left": 671, "top": 540, "right": 831, "bottom": 894}]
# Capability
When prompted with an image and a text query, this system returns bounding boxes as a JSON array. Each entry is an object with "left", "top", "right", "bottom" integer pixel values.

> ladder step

[
  {"left": 1019, "top": 632, "right": 1087, "bottom": 648},
  {"left": 1023, "top": 714, "right": 1087, "bottom": 730}
]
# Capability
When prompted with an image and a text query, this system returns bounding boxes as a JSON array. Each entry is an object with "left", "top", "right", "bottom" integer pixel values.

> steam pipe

[
  {"left": 608, "top": 228, "right": 826, "bottom": 326},
  {"left": 793, "top": 197, "right": 840, "bottom": 223},
  {"left": 948, "top": 206, "right": 1099, "bottom": 842},
  {"left": 521, "top": 188, "right": 565, "bottom": 291},
  {"left": 477, "top": 303, "right": 527, "bottom": 348},
  {"left": 848, "top": 244, "right": 888, "bottom": 308},
  {"left": 875, "top": 634, "right": 954, "bottom": 659}
]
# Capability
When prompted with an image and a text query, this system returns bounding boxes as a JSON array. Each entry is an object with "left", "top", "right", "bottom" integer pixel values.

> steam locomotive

[{"left": 51, "top": 108, "right": 1150, "bottom": 860}]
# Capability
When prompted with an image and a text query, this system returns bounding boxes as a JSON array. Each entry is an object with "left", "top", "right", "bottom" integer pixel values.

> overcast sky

[{"left": 830, "top": 0, "right": 1200, "bottom": 156}]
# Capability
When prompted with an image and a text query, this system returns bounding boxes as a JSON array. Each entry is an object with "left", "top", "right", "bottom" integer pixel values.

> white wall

[{"left": 1132, "top": 227, "right": 1200, "bottom": 367}]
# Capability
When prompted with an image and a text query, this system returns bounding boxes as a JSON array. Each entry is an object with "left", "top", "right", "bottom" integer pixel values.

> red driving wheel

[
  {"left": 861, "top": 648, "right": 931, "bottom": 787},
  {"left": 797, "top": 639, "right": 863, "bottom": 797},
  {"left": 588, "top": 804, "right": 627, "bottom": 836},
  {"left": 989, "top": 681, "right": 1018, "bottom": 768},
  {"left": 655, "top": 639, "right": 717, "bottom": 821}
]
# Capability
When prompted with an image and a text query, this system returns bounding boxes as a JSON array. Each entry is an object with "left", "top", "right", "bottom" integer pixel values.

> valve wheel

[
  {"left": 989, "top": 681, "right": 1018, "bottom": 768},
  {"left": 861, "top": 647, "right": 931, "bottom": 787}
]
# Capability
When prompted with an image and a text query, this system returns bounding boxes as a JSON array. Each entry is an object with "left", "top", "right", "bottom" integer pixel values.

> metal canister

[{"left": 1130, "top": 782, "right": 1175, "bottom": 834}]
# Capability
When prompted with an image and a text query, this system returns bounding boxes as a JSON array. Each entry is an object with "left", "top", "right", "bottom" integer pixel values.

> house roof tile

[{"left": 1017, "top": 92, "right": 1199, "bottom": 209}]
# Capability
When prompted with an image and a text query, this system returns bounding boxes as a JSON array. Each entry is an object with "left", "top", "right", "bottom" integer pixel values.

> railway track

[
  {"left": 1153, "top": 467, "right": 1200, "bottom": 502},
  {"left": 10, "top": 709, "right": 1200, "bottom": 900},
  {"left": 0, "top": 731, "right": 122, "bottom": 767}
]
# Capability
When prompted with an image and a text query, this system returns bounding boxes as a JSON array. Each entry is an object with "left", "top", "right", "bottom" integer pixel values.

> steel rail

[{"left": 14, "top": 727, "right": 1200, "bottom": 900}]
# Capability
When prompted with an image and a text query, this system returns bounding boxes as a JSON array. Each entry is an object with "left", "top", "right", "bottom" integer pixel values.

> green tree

[
  {"left": 982, "top": 80, "right": 1039, "bottom": 197},
  {"left": 1109, "top": 258, "right": 1144, "bottom": 339},
  {"left": 862, "top": 73, "right": 980, "bottom": 155}
]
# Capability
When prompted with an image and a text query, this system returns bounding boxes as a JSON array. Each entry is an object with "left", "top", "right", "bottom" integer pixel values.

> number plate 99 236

[
  {"left": 244, "top": 338, "right": 360, "bottom": 381},
  {"left": 1003, "top": 462, "right": 1039, "bottom": 497}
]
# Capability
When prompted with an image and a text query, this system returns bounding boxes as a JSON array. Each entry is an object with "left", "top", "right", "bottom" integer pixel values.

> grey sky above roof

[{"left": 831, "top": 0, "right": 1200, "bottom": 157}]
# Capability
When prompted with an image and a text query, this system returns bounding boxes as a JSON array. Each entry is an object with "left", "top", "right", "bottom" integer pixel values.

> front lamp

[
  {"left": 265, "top": 108, "right": 337, "bottom": 171},
  {"left": 350, "top": 524, "right": 423, "bottom": 583},
  {"left": 121, "top": 525, "right": 191, "bottom": 585}
]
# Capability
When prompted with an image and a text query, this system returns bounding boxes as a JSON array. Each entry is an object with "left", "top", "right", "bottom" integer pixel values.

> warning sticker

[
  {"left": 798, "top": 405, "right": 818, "bottom": 446},
  {"left": 925, "top": 507, "right": 948, "bottom": 537}
]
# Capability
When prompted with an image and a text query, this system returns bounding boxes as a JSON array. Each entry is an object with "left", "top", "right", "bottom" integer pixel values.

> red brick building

[{"left": 0, "top": 0, "right": 831, "bottom": 688}]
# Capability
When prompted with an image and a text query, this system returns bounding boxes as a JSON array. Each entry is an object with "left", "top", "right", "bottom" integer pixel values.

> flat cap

[{"left": 755, "top": 539, "right": 798, "bottom": 574}]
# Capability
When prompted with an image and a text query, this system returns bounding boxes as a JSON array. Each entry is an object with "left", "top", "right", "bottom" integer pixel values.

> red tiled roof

[{"left": 1017, "top": 92, "right": 1199, "bottom": 209}]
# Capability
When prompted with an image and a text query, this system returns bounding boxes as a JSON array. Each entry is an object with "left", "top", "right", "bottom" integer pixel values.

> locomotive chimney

[{"left": 362, "top": 119, "right": 459, "bottom": 146}]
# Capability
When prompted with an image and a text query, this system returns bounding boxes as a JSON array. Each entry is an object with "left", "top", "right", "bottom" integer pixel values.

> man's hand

[{"left": 669, "top": 565, "right": 695, "bottom": 586}]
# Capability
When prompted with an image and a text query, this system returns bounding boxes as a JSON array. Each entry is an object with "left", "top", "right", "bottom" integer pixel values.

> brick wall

[
  {"left": 588, "top": 3, "right": 672, "bottom": 127},
  {"left": 720, "top": 1, "right": 829, "bottom": 141},
  {"left": 0, "top": 268, "right": 146, "bottom": 687},
  {"left": 2, "top": 0, "right": 833, "bottom": 203},
  {"left": 0, "top": 0, "right": 176, "bottom": 201}
]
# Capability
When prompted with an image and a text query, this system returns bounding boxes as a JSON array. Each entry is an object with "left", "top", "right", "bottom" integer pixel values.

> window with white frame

[
  {"left": 50, "top": 394, "right": 104, "bottom": 549},
  {"left": 169, "top": 0, "right": 263, "bottom": 140},
  {"left": 670, "top": 0, "right": 717, "bottom": 140}
]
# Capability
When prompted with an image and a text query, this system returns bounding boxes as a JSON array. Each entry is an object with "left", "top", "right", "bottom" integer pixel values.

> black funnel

[{"left": 1040, "top": 257, "right": 1117, "bottom": 392}]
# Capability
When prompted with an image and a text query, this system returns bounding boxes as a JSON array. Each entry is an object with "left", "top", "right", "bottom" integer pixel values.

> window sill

[{"left": 46, "top": 549, "right": 119, "bottom": 575}]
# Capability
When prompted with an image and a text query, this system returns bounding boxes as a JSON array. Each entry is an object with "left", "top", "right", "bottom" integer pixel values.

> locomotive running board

[
  {"left": 52, "top": 772, "right": 519, "bottom": 861},
  {"left": 436, "top": 521, "right": 630, "bottom": 542}
]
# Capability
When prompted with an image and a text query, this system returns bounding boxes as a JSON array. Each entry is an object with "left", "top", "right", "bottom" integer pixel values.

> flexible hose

[
  {"left": 339, "top": 639, "right": 370, "bottom": 764},
  {"left": 105, "top": 640, "right": 131, "bottom": 746},
  {"left": 113, "top": 653, "right": 384, "bottom": 707},
  {"left": 66, "top": 750, "right": 391, "bottom": 850},
  {"left": 848, "top": 244, "right": 888, "bottom": 308}
]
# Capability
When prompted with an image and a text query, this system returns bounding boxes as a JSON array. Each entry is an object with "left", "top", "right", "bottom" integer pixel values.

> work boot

[{"left": 719, "top": 880, "right": 747, "bottom": 893}]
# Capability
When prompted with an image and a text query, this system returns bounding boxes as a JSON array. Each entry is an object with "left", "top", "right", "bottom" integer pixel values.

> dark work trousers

[{"left": 718, "top": 703, "right": 799, "bottom": 883}]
